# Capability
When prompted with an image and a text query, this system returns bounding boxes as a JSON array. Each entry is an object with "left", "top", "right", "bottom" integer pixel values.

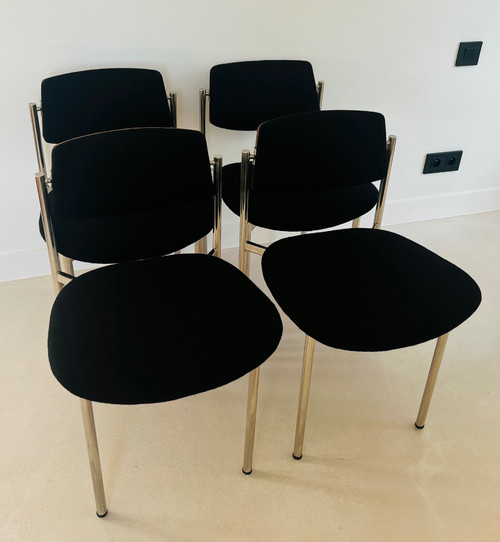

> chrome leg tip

[
  {"left": 96, "top": 509, "right": 108, "bottom": 518},
  {"left": 292, "top": 453, "right": 303, "bottom": 460},
  {"left": 242, "top": 468, "right": 252, "bottom": 475},
  {"left": 415, "top": 422, "right": 425, "bottom": 429}
]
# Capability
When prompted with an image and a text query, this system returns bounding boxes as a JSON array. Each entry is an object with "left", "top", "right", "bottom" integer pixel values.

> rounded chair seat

[
  {"left": 222, "top": 163, "right": 379, "bottom": 231},
  {"left": 262, "top": 228, "right": 481, "bottom": 352},
  {"left": 49, "top": 254, "right": 283, "bottom": 404}
]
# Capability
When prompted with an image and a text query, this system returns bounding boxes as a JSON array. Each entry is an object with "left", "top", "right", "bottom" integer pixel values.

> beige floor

[{"left": 1, "top": 211, "right": 499, "bottom": 542}]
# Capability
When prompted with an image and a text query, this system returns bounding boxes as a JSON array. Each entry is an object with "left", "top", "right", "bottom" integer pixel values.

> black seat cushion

[
  {"left": 222, "top": 163, "right": 379, "bottom": 231},
  {"left": 48, "top": 254, "right": 283, "bottom": 404},
  {"left": 262, "top": 228, "right": 481, "bottom": 351}
]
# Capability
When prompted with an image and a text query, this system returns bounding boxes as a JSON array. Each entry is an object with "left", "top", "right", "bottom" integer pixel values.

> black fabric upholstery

[
  {"left": 48, "top": 254, "right": 283, "bottom": 404},
  {"left": 262, "top": 228, "right": 481, "bottom": 352},
  {"left": 209, "top": 60, "right": 319, "bottom": 130},
  {"left": 41, "top": 68, "right": 173, "bottom": 143},
  {"left": 50, "top": 200, "right": 213, "bottom": 263},
  {"left": 222, "top": 163, "right": 379, "bottom": 231},
  {"left": 221, "top": 111, "right": 387, "bottom": 230},
  {"left": 50, "top": 128, "right": 214, "bottom": 263},
  {"left": 252, "top": 110, "right": 388, "bottom": 194}
]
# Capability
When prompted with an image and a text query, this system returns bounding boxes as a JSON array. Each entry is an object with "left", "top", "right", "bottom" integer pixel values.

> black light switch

[{"left": 455, "top": 41, "right": 483, "bottom": 66}]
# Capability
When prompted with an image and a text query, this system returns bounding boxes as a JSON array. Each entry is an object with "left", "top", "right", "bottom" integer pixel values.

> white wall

[{"left": 1, "top": 0, "right": 500, "bottom": 281}]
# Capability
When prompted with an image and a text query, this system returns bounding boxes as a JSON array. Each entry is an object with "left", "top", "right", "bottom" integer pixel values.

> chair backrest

[
  {"left": 41, "top": 68, "right": 174, "bottom": 143},
  {"left": 209, "top": 60, "right": 320, "bottom": 130},
  {"left": 251, "top": 110, "right": 388, "bottom": 195},
  {"left": 49, "top": 128, "right": 214, "bottom": 263}
]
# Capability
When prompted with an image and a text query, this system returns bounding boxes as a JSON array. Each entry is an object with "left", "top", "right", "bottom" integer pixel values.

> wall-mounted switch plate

[
  {"left": 423, "top": 151, "right": 463, "bottom": 174},
  {"left": 456, "top": 41, "right": 482, "bottom": 66}
]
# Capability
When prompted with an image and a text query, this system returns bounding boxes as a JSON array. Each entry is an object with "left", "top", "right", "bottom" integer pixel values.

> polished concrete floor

[{"left": 1, "top": 211, "right": 499, "bottom": 541}]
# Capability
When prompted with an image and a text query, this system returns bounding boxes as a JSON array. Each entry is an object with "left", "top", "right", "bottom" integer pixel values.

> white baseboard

[
  {"left": 222, "top": 187, "right": 500, "bottom": 247},
  {"left": 2, "top": 187, "right": 499, "bottom": 282},
  {"left": 382, "top": 187, "right": 500, "bottom": 227}
]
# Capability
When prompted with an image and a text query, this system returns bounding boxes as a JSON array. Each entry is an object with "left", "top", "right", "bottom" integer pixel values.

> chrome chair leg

[
  {"left": 242, "top": 367, "right": 260, "bottom": 474},
  {"left": 352, "top": 217, "right": 361, "bottom": 228},
  {"left": 60, "top": 256, "right": 74, "bottom": 276},
  {"left": 293, "top": 335, "right": 316, "bottom": 460},
  {"left": 194, "top": 236, "right": 208, "bottom": 254},
  {"left": 80, "top": 399, "right": 108, "bottom": 517},
  {"left": 415, "top": 333, "right": 449, "bottom": 429},
  {"left": 244, "top": 223, "right": 252, "bottom": 276}
]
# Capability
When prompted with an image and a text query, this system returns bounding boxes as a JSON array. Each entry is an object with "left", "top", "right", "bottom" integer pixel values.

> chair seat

[
  {"left": 41, "top": 192, "right": 214, "bottom": 263},
  {"left": 262, "top": 228, "right": 481, "bottom": 351},
  {"left": 48, "top": 254, "right": 283, "bottom": 404},
  {"left": 222, "top": 163, "right": 379, "bottom": 231}
]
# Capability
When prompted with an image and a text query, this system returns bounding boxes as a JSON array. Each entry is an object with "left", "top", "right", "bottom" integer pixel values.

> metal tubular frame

[
  {"left": 29, "top": 103, "right": 47, "bottom": 177},
  {"left": 373, "top": 135, "right": 397, "bottom": 230},
  {"left": 36, "top": 172, "right": 107, "bottom": 516},
  {"left": 293, "top": 335, "right": 316, "bottom": 460},
  {"left": 168, "top": 92, "right": 177, "bottom": 128},
  {"left": 80, "top": 399, "right": 108, "bottom": 517},
  {"left": 35, "top": 173, "right": 64, "bottom": 294},
  {"left": 242, "top": 367, "right": 261, "bottom": 474},
  {"left": 199, "top": 88, "right": 208, "bottom": 136},
  {"left": 239, "top": 150, "right": 252, "bottom": 275},
  {"left": 193, "top": 89, "right": 211, "bottom": 255},
  {"left": 212, "top": 155, "right": 223, "bottom": 257},
  {"left": 33, "top": 88, "right": 195, "bottom": 517},
  {"left": 245, "top": 240, "right": 265, "bottom": 256},
  {"left": 292, "top": 333, "right": 451, "bottom": 459},
  {"left": 415, "top": 333, "right": 450, "bottom": 428},
  {"left": 238, "top": 150, "right": 261, "bottom": 474},
  {"left": 237, "top": 152, "right": 266, "bottom": 273},
  {"left": 31, "top": 103, "right": 76, "bottom": 278},
  {"left": 316, "top": 81, "right": 325, "bottom": 108}
]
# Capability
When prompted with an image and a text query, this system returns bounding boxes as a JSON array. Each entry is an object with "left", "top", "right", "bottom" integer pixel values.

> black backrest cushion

[
  {"left": 51, "top": 128, "right": 213, "bottom": 219},
  {"left": 41, "top": 68, "right": 173, "bottom": 143},
  {"left": 209, "top": 60, "right": 319, "bottom": 130},
  {"left": 50, "top": 128, "right": 214, "bottom": 262},
  {"left": 252, "top": 110, "right": 388, "bottom": 195}
]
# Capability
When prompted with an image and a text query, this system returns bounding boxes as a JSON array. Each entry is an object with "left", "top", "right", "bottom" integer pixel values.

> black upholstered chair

[
  {"left": 261, "top": 228, "right": 481, "bottom": 460},
  {"left": 35, "top": 127, "right": 283, "bottom": 516},
  {"left": 29, "top": 68, "right": 179, "bottom": 274},
  {"left": 199, "top": 60, "right": 324, "bottom": 251},
  {"left": 237, "top": 110, "right": 396, "bottom": 274}
]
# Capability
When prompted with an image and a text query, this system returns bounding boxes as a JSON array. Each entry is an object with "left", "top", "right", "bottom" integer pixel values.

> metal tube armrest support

[
  {"left": 373, "top": 135, "right": 397, "bottom": 230},
  {"left": 212, "top": 155, "right": 223, "bottom": 257},
  {"left": 199, "top": 89, "right": 208, "bottom": 136}
]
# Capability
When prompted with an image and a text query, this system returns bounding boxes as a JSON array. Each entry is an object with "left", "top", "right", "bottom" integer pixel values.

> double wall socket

[{"left": 423, "top": 151, "right": 463, "bottom": 174}]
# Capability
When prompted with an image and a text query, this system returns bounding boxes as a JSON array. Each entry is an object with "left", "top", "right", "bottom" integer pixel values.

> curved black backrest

[
  {"left": 252, "top": 110, "right": 388, "bottom": 195},
  {"left": 41, "top": 68, "right": 173, "bottom": 143},
  {"left": 209, "top": 60, "right": 319, "bottom": 130},
  {"left": 50, "top": 128, "right": 214, "bottom": 263}
]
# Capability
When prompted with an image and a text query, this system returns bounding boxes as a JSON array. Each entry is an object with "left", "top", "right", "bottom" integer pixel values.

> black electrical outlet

[
  {"left": 423, "top": 151, "right": 463, "bottom": 174},
  {"left": 456, "top": 41, "right": 482, "bottom": 66}
]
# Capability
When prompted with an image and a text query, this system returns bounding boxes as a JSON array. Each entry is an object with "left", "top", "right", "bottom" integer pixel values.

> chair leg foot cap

[
  {"left": 242, "top": 468, "right": 252, "bottom": 475},
  {"left": 96, "top": 510, "right": 108, "bottom": 518},
  {"left": 292, "top": 453, "right": 303, "bottom": 460},
  {"left": 415, "top": 422, "right": 425, "bottom": 429}
]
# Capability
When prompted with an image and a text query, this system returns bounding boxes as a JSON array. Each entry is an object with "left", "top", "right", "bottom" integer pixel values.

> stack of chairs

[{"left": 29, "top": 61, "right": 481, "bottom": 517}]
